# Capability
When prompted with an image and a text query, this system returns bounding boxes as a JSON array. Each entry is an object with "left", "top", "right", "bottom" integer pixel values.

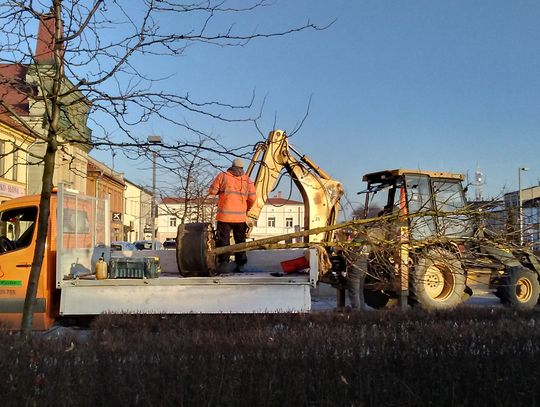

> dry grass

[{"left": 1, "top": 308, "right": 540, "bottom": 406}]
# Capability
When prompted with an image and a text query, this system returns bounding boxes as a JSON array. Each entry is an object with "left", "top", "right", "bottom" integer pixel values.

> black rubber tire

[
  {"left": 410, "top": 248, "right": 466, "bottom": 310},
  {"left": 363, "top": 289, "right": 391, "bottom": 309},
  {"left": 176, "top": 223, "right": 216, "bottom": 277},
  {"left": 496, "top": 266, "right": 539, "bottom": 310}
]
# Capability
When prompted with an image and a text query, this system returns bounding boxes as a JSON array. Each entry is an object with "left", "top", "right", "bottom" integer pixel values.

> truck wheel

[
  {"left": 496, "top": 266, "right": 539, "bottom": 310},
  {"left": 410, "top": 248, "right": 466, "bottom": 310},
  {"left": 363, "top": 289, "right": 391, "bottom": 309}
]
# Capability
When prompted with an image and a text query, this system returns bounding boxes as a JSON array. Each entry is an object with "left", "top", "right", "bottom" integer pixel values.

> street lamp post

[
  {"left": 148, "top": 135, "right": 162, "bottom": 250},
  {"left": 518, "top": 166, "right": 529, "bottom": 245}
]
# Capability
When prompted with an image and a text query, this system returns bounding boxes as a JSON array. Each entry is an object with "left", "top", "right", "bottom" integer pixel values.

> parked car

[
  {"left": 133, "top": 240, "right": 163, "bottom": 250},
  {"left": 111, "top": 241, "right": 137, "bottom": 251},
  {"left": 163, "top": 238, "right": 176, "bottom": 249}
]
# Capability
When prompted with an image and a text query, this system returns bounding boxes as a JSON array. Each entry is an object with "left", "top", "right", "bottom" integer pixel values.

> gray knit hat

[{"left": 232, "top": 158, "right": 244, "bottom": 168}]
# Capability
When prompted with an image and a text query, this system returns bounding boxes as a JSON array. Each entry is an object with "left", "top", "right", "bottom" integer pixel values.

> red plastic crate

[{"left": 280, "top": 256, "right": 309, "bottom": 274}]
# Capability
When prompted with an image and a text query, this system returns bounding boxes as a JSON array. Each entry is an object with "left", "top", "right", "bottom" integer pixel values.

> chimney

[{"left": 34, "top": 10, "right": 64, "bottom": 64}]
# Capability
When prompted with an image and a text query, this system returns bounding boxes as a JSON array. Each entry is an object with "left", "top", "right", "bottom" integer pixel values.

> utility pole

[
  {"left": 518, "top": 166, "right": 528, "bottom": 245},
  {"left": 148, "top": 135, "right": 162, "bottom": 250}
]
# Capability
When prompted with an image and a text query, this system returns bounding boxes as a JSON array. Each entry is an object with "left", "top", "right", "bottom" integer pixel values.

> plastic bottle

[{"left": 95, "top": 252, "right": 108, "bottom": 280}]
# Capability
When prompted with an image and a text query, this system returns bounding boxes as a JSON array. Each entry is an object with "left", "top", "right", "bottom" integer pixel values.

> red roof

[
  {"left": 0, "top": 64, "right": 31, "bottom": 116},
  {"left": 266, "top": 197, "right": 303, "bottom": 205},
  {"left": 0, "top": 64, "right": 34, "bottom": 135},
  {"left": 35, "top": 13, "right": 64, "bottom": 64},
  {"left": 0, "top": 12, "right": 63, "bottom": 135}
]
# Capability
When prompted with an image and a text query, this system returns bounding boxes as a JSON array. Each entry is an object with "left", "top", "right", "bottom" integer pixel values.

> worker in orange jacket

[{"left": 209, "top": 158, "right": 256, "bottom": 273}]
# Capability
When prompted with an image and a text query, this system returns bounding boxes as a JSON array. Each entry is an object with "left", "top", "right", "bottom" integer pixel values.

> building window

[
  {"left": 0, "top": 141, "right": 4, "bottom": 177},
  {"left": 169, "top": 217, "right": 177, "bottom": 227},
  {"left": 268, "top": 217, "right": 276, "bottom": 228},
  {"left": 285, "top": 217, "right": 293, "bottom": 228},
  {"left": 12, "top": 149, "right": 18, "bottom": 181}
]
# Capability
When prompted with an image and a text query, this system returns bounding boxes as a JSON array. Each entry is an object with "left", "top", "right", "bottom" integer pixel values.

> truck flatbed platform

[{"left": 59, "top": 248, "right": 319, "bottom": 317}]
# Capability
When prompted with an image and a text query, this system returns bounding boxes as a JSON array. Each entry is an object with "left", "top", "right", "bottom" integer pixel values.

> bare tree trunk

[
  {"left": 21, "top": 0, "right": 62, "bottom": 336},
  {"left": 21, "top": 141, "right": 57, "bottom": 335}
]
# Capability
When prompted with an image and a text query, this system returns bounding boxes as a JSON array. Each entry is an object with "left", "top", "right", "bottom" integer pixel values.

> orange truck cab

[{"left": 0, "top": 186, "right": 109, "bottom": 329}]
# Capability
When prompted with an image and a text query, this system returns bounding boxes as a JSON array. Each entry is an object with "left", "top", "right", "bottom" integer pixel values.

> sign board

[
  {"left": 112, "top": 212, "right": 122, "bottom": 222},
  {"left": 0, "top": 181, "right": 25, "bottom": 198}
]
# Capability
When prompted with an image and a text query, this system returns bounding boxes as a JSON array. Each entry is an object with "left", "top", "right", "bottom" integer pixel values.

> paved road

[{"left": 310, "top": 282, "right": 502, "bottom": 311}]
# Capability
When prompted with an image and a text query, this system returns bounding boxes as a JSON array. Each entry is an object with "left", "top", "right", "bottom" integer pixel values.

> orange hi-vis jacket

[{"left": 209, "top": 169, "right": 256, "bottom": 223}]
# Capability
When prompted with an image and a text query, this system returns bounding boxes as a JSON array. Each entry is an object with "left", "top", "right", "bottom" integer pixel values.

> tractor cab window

[
  {"left": 432, "top": 180, "right": 472, "bottom": 237},
  {"left": 364, "top": 182, "right": 396, "bottom": 218},
  {"left": 432, "top": 180, "right": 466, "bottom": 212},
  {"left": 404, "top": 174, "right": 437, "bottom": 240},
  {"left": 0, "top": 206, "right": 38, "bottom": 254}
]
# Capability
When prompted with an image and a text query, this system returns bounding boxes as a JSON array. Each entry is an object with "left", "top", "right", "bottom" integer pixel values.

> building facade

[
  {"left": 123, "top": 179, "right": 153, "bottom": 242},
  {"left": 157, "top": 197, "right": 217, "bottom": 242},
  {"left": 86, "top": 157, "right": 126, "bottom": 241},
  {"left": 250, "top": 196, "right": 304, "bottom": 240},
  {"left": 0, "top": 119, "right": 32, "bottom": 203},
  {"left": 504, "top": 185, "right": 540, "bottom": 248},
  {"left": 156, "top": 194, "right": 304, "bottom": 243},
  {"left": 0, "top": 12, "right": 92, "bottom": 197}
]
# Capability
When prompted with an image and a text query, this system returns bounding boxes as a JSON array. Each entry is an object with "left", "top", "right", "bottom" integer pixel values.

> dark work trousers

[{"left": 216, "top": 221, "right": 248, "bottom": 266}]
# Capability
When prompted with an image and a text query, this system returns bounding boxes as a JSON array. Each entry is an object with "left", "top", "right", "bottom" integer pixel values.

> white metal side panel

[
  {"left": 56, "top": 184, "right": 110, "bottom": 286},
  {"left": 59, "top": 283, "right": 311, "bottom": 315}
]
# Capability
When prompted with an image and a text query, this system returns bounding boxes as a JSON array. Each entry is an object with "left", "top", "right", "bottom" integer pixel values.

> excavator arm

[{"left": 245, "top": 130, "right": 344, "bottom": 242}]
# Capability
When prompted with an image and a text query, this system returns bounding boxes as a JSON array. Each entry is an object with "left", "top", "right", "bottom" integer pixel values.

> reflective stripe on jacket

[{"left": 209, "top": 169, "right": 256, "bottom": 222}]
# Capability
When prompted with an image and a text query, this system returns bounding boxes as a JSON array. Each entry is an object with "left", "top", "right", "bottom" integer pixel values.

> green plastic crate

[{"left": 108, "top": 257, "right": 160, "bottom": 279}]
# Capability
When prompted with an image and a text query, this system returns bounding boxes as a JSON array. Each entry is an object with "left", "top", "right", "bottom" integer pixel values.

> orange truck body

[
  {"left": 0, "top": 194, "right": 59, "bottom": 330},
  {"left": 0, "top": 187, "right": 317, "bottom": 331},
  {"left": 0, "top": 188, "right": 103, "bottom": 330}
]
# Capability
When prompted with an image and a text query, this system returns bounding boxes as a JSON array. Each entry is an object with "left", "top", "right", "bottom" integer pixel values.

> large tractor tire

[
  {"left": 410, "top": 248, "right": 466, "bottom": 310},
  {"left": 495, "top": 266, "right": 539, "bottom": 310},
  {"left": 176, "top": 223, "right": 216, "bottom": 277}
]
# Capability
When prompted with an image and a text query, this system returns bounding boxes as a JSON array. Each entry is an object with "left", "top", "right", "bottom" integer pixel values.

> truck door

[
  {"left": 404, "top": 174, "right": 437, "bottom": 240},
  {"left": 0, "top": 205, "right": 52, "bottom": 329},
  {"left": 431, "top": 179, "right": 473, "bottom": 238}
]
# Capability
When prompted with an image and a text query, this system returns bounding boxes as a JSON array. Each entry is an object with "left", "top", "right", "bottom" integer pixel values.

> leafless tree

[
  {"left": 159, "top": 137, "right": 216, "bottom": 224},
  {"left": 0, "top": 0, "right": 327, "bottom": 335}
]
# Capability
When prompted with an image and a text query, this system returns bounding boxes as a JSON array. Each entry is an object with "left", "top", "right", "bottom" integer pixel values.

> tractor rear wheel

[
  {"left": 410, "top": 248, "right": 466, "bottom": 310},
  {"left": 496, "top": 266, "right": 539, "bottom": 310}
]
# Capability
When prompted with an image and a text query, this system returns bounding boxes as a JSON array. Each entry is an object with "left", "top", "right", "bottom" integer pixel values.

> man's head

[{"left": 232, "top": 158, "right": 244, "bottom": 168}]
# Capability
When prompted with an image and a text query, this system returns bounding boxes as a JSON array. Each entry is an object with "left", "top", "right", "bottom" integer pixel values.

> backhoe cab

[
  {"left": 362, "top": 169, "right": 472, "bottom": 241},
  {"left": 360, "top": 169, "right": 540, "bottom": 310}
]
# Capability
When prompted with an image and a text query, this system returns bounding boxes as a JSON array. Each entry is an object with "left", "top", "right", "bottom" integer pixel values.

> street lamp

[
  {"left": 518, "top": 166, "right": 529, "bottom": 245},
  {"left": 148, "top": 135, "right": 162, "bottom": 250}
]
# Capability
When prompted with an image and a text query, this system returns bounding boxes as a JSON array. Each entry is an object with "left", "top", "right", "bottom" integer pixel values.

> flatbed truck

[{"left": 0, "top": 185, "right": 320, "bottom": 330}]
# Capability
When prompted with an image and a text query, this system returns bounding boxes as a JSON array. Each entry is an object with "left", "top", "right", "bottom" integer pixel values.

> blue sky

[{"left": 90, "top": 0, "right": 540, "bottom": 211}]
